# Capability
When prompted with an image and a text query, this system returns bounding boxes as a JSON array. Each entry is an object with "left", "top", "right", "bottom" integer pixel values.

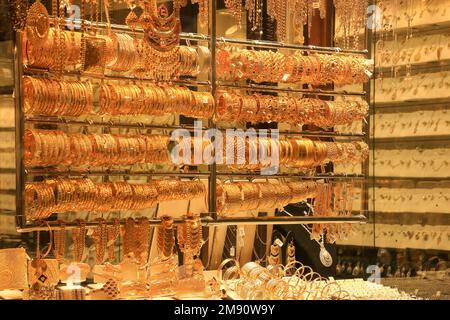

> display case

[
  {"left": 334, "top": 0, "right": 450, "bottom": 299},
  {"left": 2, "top": 0, "right": 444, "bottom": 301}
]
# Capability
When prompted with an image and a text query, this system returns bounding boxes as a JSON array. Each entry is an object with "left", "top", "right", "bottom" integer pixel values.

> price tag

[
  {"left": 365, "top": 70, "right": 373, "bottom": 78},
  {"left": 275, "top": 238, "right": 284, "bottom": 247},
  {"left": 230, "top": 246, "right": 235, "bottom": 257},
  {"left": 312, "top": 2, "right": 320, "bottom": 9},
  {"left": 238, "top": 238, "right": 244, "bottom": 248},
  {"left": 238, "top": 226, "right": 245, "bottom": 238}
]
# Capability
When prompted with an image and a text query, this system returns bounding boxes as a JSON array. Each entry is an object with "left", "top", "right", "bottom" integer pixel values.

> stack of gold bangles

[
  {"left": 217, "top": 259, "right": 349, "bottom": 300},
  {"left": 24, "top": 76, "right": 367, "bottom": 127},
  {"left": 171, "top": 136, "right": 215, "bottom": 165},
  {"left": 25, "top": 128, "right": 368, "bottom": 170},
  {"left": 216, "top": 180, "right": 318, "bottom": 215},
  {"left": 178, "top": 46, "right": 201, "bottom": 77},
  {"left": 23, "top": 76, "right": 93, "bottom": 116},
  {"left": 216, "top": 91, "right": 368, "bottom": 126},
  {"left": 220, "top": 137, "right": 369, "bottom": 169},
  {"left": 24, "top": 29, "right": 203, "bottom": 79},
  {"left": 24, "top": 129, "right": 169, "bottom": 167},
  {"left": 216, "top": 46, "right": 373, "bottom": 85},
  {"left": 25, "top": 178, "right": 206, "bottom": 220},
  {"left": 99, "top": 83, "right": 214, "bottom": 118},
  {"left": 154, "top": 179, "right": 206, "bottom": 202},
  {"left": 24, "top": 28, "right": 81, "bottom": 70},
  {"left": 106, "top": 33, "right": 138, "bottom": 72}
]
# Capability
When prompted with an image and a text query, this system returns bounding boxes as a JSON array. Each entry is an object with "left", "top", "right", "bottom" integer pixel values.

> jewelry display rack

[
  {"left": 375, "top": 60, "right": 450, "bottom": 78},
  {"left": 336, "top": 0, "right": 450, "bottom": 258},
  {"left": 371, "top": 18, "right": 450, "bottom": 207},
  {"left": 12, "top": 1, "right": 370, "bottom": 241},
  {"left": 18, "top": 215, "right": 367, "bottom": 232},
  {"left": 375, "top": 97, "right": 450, "bottom": 109},
  {"left": 24, "top": 116, "right": 366, "bottom": 138}
]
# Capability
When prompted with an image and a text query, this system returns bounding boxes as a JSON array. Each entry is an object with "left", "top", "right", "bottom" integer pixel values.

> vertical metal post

[
  {"left": 13, "top": 31, "right": 26, "bottom": 231},
  {"left": 200, "top": 0, "right": 218, "bottom": 268},
  {"left": 370, "top": 0, "right": 377, "bottom": 247},
  {"left": 362, "top": 1, "right": 375, "bottom": 235},
  {"left": 208, "top": 0, "right": 217, "bottom": 219}
]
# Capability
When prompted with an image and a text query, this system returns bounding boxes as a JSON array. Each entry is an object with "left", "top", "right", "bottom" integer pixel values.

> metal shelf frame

[
  {"left": 12, "top": 2, "right": 370, "bottom": 233},
  {"left": 25, "top": 115, "right": 365, "bottom": 138},
  {"left": 215, "top": 173, "right": 366, "bottom": 180},
  {"left": 16, "top": 215, "right": 368, "bottom": 232},
  {"left": 56, "top": 18, "right": 368, "bottom": 55},
  {"left": 24, "top": 169, "right": 211, "bottom": 177},
  {"left": 217, "top": 81, "right": 366, "bottom": 97},
  {"left": 375, "top": 59, "right": 450, "bottom": 79},
  {"left": 23, "top": 67, "right": 212, "bottom": 88},
  {"left": 24, "top": 116, "right": 209, "bottom": 131},
  {"left": 215, "top": 36, "right": 368, "bottom": 55}
]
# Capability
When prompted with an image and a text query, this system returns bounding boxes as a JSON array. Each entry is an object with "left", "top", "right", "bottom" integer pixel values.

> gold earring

[
  {"left": 286, "top": 240, "right": 296, "bottom": 266},
  {"left": 268, "top": 242, "right": 280, "bottom": 266}
]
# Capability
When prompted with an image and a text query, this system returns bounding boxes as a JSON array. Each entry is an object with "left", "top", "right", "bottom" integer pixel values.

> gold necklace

[
  {"left": 72, "top": 219, "right": 86, "bottom": 262},
  {"left": 191, "top": 0, "right": 208, "bottom": 27},
  {"left": 225, "top": 0, "right": 243, "bottom": 29},
  {"left": 245, "top": 0, "right": 262, "bottom": 34},
  {"left": 91, "top": 218, "right": 107, "bottom": 264},
  {"left": 157, "top": 215, "right": 175, "bottom": 260},
  {"left": 25, "top": 0, "right": 50, "bottom": 40},
  {"left": 53, "top": 220, "right": 66, "bottom": 262},
  {"left": 141, "top": 0, "right": 182, "bottom": 80},
  {"left": 267, "top": 0, "right": 287, "bottom": 42},
  {"left": 289, "top": 0, "right": 308, "bottom": 44},
  {"left": 122, "top": 217, "right": 136, "bottom": 258},
  {"left": 30, "top": 230, "right": 53, "bottom": 299},
  {"left": 135, "top": 217, "right": 150, "bottom": 264},
  {"left": 334, "top": 0, "right": 368, "bottom": 49}
]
